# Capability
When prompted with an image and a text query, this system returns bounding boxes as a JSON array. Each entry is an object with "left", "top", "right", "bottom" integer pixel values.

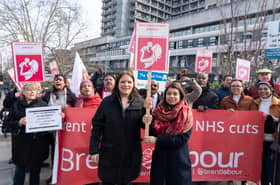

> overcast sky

[{"left": 79, "top": 0, "right": 102, "bottom": 41}]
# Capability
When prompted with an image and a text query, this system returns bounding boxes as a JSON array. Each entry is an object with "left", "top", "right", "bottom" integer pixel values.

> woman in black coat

[
  {"left": 143, "top": 78, "right": 202, "bottom": 185},
  {"left": 8, "top": 82, "right": 49, "bottom": 185},
  {"left": 89, "top": 71, "right": 145, "bottom": 185}
]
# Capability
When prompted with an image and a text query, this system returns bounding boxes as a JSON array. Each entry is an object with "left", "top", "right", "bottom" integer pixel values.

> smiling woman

[
  {"left": 220, "top": 79, "right": 256, "bottom": 111},
  {"left": 143, "top": 79, "right": 202, "bottom": 185},
  {"left": 89, "top": 71, "right": 146, "bottom": 185}
]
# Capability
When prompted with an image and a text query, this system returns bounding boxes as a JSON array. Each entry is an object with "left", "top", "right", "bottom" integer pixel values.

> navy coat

[
  {"left": 89, "top": 95, "right": 145, "bottom": 184},
  {"left": 150, "top": 128, "right": 193, "bottom": 185}
]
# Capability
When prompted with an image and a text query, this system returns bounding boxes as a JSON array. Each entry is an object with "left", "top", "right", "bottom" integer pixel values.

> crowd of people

[{"left": 0, "top": 67, "right": 279, "bottom": 185}]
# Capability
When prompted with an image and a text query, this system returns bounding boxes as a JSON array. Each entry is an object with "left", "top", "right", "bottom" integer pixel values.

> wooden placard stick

[{"left": 145, "top": 70, "right": 152, "bottom": 136}]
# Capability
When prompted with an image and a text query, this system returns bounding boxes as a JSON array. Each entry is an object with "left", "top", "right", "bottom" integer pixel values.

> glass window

[
  {"left": 182, "top": 40, "right": 188, "bottom": 48},
  {"left": 209, "top": 36, "right": 216, "bottom": 46},
  {"left": 183, "top": 29, "right": 191, "bottom": 35},
  {"left": 193, "top": 39, "right": 198, "bottom": 47},
  {"left": 178, "top": 41, "right": 183, "bottom": 49},
  {"left": 198, "top": 38, "right": 204, "bottom": 47},
  {"left": 169, "top": 42, "right": 175, "bottom": 49},
  {"left": 187, "top": 40, "right": 193, "bottom": 48}
]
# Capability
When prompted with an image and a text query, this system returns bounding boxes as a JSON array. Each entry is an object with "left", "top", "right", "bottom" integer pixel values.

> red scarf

[
  {"left": 153, "top": 99, "right": 193, "bottom": 136},
  {"left": 75, "top": 93, "right": 102, "bottom": 109}
]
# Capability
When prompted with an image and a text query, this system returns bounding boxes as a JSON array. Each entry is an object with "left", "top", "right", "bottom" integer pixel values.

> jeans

[
  {"left": 261, "top": 141, "right": 274, "bottom": 185},
  {"left": 13, "top": 165, "right": 41, "bottom": 185}
]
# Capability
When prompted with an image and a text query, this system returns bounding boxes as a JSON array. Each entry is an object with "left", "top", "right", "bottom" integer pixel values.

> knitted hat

[{"left": 257, "top": 81, "right": 273, "bottom": 91}]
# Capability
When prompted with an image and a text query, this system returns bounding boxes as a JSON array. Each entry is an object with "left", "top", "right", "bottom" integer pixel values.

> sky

[{"left": 79, "top": 0, "right": 102, "bottom": 41}]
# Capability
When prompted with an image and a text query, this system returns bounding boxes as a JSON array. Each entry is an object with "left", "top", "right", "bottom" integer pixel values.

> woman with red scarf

[
  {"left": 143, "top": 78, "right": 202, "bottom": 185},
  {"left": 75, "top": 80, "right": 102, "bottom": 109}
]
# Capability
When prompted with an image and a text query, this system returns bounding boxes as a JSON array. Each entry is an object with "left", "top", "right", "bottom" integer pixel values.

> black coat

[
  {"left": 150, "top": 129, "right": 193, "bottom": 185},
  {"left": 89, "top": 95, "right": 145, "bottom": 184},
  {"left": 8, "top": 98, "right": 50, "bottom": 168},
  {"left": 193, "top": 86, "right": 219, "bottom": 109}
]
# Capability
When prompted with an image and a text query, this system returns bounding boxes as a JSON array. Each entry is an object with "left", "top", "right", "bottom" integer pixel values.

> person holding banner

[
  {"left": 252, "top": 82, "right": 280, "bottom": 185},
  {"left": 7, "top": 82, "right": 49, "bottom": 185},
  {"left": 75, "top": 80, "right": 102, "bottom": 109},
  {"left": 143, "top": 78, "right": 202, "bottom": 185},
  {"left": 42, "top": 74, "right": 76, "bottom": 184},
  {"left": 89, "top": 71, "right": 145, "bottom": 185},
  {"left": 220, "top": 79, "right": 255, "bottom": 111}
]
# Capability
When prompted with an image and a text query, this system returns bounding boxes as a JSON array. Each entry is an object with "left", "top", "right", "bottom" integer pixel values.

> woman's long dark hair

[
  {"left": 111, "top": 71, "right": 140, "bottom": 102},
  {"left": 53, "top": 74, "right": 73, "bottom": 99},
  {"left": 162, "top": 82, "right": 186, "bottom": 110}
]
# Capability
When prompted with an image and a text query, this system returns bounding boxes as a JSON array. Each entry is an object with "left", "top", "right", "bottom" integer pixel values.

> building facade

[
  {"left": 102, "top": 0, "right": 220, "bottom": 37},
  {"left": 77, "top": 0, "right": 280, "bottom": 77}
]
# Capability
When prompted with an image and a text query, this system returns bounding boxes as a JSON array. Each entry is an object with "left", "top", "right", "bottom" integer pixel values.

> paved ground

[{"left": 0, "top": 133, "right": 52, "bottom": 185}]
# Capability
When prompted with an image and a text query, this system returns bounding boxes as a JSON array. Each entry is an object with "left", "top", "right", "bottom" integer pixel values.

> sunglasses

[{"left": 151, "top": 84, "right": 158, "bottom": 87}]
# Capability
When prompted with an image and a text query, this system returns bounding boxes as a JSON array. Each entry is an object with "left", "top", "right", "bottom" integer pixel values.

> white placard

[{"left": 26, "top": 106, "right": 62, "bottom": 133}]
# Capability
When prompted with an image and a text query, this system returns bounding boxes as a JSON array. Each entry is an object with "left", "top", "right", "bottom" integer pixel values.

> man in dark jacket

[
  {"left": 215, "top": 74, "right": 232, "bottom": 101},
  {"left": 192, "top": 73, "right": 218, "bottom": 185},
  {"left": 193, "top": 73, "right": 219, "bottom": 111}
]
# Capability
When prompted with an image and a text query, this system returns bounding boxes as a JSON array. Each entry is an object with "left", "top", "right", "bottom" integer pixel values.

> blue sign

[
  {"left": 266, "top": 48, "right": 280, "bottom": 59},
  {"left": 137, "top": 71, "right": 168, "bottom": 82}
]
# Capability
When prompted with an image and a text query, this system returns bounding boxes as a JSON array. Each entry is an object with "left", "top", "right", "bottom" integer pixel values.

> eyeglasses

[{"left": 231, "top": 85, "right": 242, "bottom": 88}]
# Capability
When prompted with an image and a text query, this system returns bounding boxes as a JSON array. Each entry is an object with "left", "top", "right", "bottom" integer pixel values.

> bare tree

[
  {"left": 218, "top": 0, "right": 270, "bottom": 83},
  {"left": 0, "top": 0, "right": 86, "bottom": 73}
]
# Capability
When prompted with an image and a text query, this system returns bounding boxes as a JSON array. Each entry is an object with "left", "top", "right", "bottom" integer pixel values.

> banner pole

[{"left": 144, "top": 70, "right": 152, "bottom": 136}]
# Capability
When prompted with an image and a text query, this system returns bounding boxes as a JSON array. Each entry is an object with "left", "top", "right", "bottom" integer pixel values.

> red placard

[
  {"left": 55, "top": 109, "right": 264, "bottom": 185},
  {"left": 195, "top": 49, "right": 213, "bottom": 73},
  {"left": 134, "top": 22, "right": 169, "bottom": 72},
  {"left": 11, "top": 42, "right": 45, "bottom": 82},
  {"left": 136, "top": 37, "right": 167, "bottom": 71}
]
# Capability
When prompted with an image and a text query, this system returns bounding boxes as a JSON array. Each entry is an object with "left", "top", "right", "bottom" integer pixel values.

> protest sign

[{"left": 11, "top": 42, "right": 45, "bottom": 82}]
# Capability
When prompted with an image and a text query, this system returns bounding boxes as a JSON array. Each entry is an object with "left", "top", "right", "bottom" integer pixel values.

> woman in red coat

[{"left": 75, "top": 80, "right": 102, "bottom": 109}]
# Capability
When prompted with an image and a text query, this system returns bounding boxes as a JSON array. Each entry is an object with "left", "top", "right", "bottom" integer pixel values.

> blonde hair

[{"left": 20, "top": 82, "right": 38, "bottom": 100}]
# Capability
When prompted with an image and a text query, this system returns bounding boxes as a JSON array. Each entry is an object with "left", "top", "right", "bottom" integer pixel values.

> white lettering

[
  {"left": 62, "top": 148, "right": 74, "bottom": 172},
  {"left": 190, "top": 151, "right": 244, "bottom": 168},
  {"left": 64, "top": 122, "right": 87, "bottom": 133},
  {"left": 61, "top": 148, "right": 98, "bottom": 171},
  {"left": 200, "top": 151, "right": 217, "bottom": 168}
]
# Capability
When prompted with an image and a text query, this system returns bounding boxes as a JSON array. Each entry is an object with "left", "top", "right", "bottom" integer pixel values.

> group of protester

[{"left": 1, "top": 67, "right": 279, "bottom": 185}]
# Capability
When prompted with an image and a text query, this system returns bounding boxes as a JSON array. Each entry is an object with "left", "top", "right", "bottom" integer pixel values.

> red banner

[{"left": 55, "top": 109, "right": 264, "bottom": 185}]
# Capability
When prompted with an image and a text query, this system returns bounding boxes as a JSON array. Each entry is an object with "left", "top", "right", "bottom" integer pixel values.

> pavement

[{"left": 0, "top": 133, "right": 52, "bottom": 185}]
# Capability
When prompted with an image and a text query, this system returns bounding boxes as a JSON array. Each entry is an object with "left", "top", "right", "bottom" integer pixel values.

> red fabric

[
  {"left": 56, "top": 109, "right": 265, "bottom": 185},
  {"left": 153, "top": 99, "right": 193, "bottom": 136},
  {"left": 75, "top": 93, "right": 102, "bottom": 109}
]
